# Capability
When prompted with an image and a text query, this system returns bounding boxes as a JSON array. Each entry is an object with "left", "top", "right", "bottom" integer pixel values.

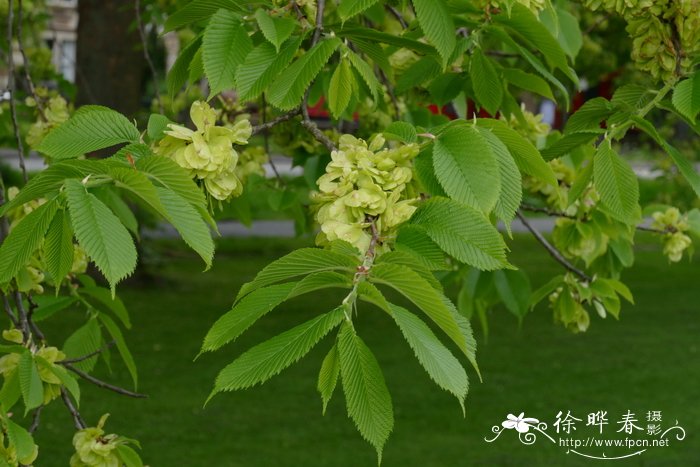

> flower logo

[{"left": 502, "top": 413, "right": 540, "bottom": 433}]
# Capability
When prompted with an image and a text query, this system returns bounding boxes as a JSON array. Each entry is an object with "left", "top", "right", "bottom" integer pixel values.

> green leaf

[
  {"left": 369, "top": 262, "right": 468, "bottom": 358},
  {"left": 0, "top": 199, "right": 58, "bottom": 285},
  {"left": 164, "top": 0, "right": 250, "bottom": 32},
  {"left": 567, "top": 160, "right": 593, "bottom": 207},
  {"left": 167, "top": 35, "right": 202, "bottom": 100},
  {"left": 65, "top": 180, "right": 137, "bottom": 292},
  {"left": 493, "top": 269, "right": 531, "bottom": 320},
  {"left": 475, "top": 118, "right": 557, "bottom": 186},
  {"left": 338, "top": 27, "right": 437, "bottom": 56},
  {"left": 337, "top": 322, "right": 393, "bottom": 462},
  {"left": 477, "top": 127, "right": 522, "bottom": 225},
  {"left": 556, "top": 8, "right": 583, "bottom": 59},
  {"left": 530, "top": 274, "right": 564, "bottom": 308},
  {"left": 98, "top": 313, "right": 138, "bottom": 389},
  {"left": 0, "top": 370, "right": 21, "bottom": 411},
  {"left": 672, "top": 73, "right": 700, "bottom": 122},
  {"left": 541, "top": 130, "right": 602, "bottom": 161},
  {"left": 346, "top": 49, "right": 381, "bottom": 103},
  {"left": 502, "top": 68, "right": 554, "bottom": 100},
  {"left": 338, "top": 0, "right": 379, "bottom": 21},
  {"left": 432, "top": 125, "right": 501, "bottom": 213},
  {"left": 155, "top": 187, "right": 214, "bottom": 269},
  {"left": 116, "top": 445, "right": 143, "bottom": 467},
  {"left": 564, "top": 97, "right": 613, "bottom": 133},
  {"left": 593, "top": 139, "right": 640, "bottom": 224},
  {"left": 18, "top": 352, "right": 43, "bottom": 413},
  {"left": 395, "top": 226, "right": 446, "bottom": 270},
  {"left": 31, "top": 295, "right": 77, "bottom": 322},
  {"left": 93, "top": 187, "right": 139, "bottom": 237},
  {"left": 80, "top": 286, "right": 131, "bottom": 329},
  {"left": 44, "top": 209, "right": 75, "bottom": 288},
  {"left": 210, "top": 307, "right": 344, "bottom": 397},
  {"left": 236, "top": 37, "right": 302, "bottom": 101},
  {"left": 409, "top": 197, "right": 511, "bottom": 270},
  {"left": 268, "top": 38, "right": 341, "bottom": 110},
  {"left": 388, "top": 304, "right": 468, "bottom": 412},
  {"left": 328, "top": 59, "right": 355, "bottom": 119},
  {"left": 201, "top": 282, "right": 297, "bottom": 354},
  {"left": 470, "top": 49, "right": 503, "bottom": 115},
  {"left": 38, "top": 106, "right": 139, "bottom": 160},
  {"left": 5, "top": 419, "right": 37, "bottom": 465},
  {"left": 288, "top": 271, "right": 353, "bottom": 299},
  {"left": 384, "top": 122, "right": 417, "bottom": 144},
  {"left": 412, "top": 0, "right": 455, "bottom": 66},
  {"left": 236, "top": 248, "right": 358, "bottom": 301},
  {"left": 147, "top": 114, "right": 174, "bottom": 143},
  {"left": 63, "top": 318, "right": 102, "bottom": 373},
  {"left": 255, "top": 9, "right": 295, "bottom": 52},
  {"left": 318, "top": 343, "right": 340, "bottom": 415},
  {"left": 203, "top": 9, "right": 252, "bottom": 98},
  {"left": 395, "top": 56, "right": 441, "bottom": 93},
  {"left": 35, "top": 356, "right": 80, "bottom": 405}
]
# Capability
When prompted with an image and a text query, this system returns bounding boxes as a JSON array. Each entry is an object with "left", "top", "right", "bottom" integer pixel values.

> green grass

[{"left": 32, "top": 235, "right": 699, "bottom": 466}]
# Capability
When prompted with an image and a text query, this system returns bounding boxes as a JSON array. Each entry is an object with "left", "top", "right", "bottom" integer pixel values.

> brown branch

[
  {"left": 29, "top": 406, "right": 43, "bottom": 434},
  {"left": 61, "top": 388, "right": 86, "bottom": 430},
  {"left": 385, "top": 4, "right": 407, "bottom": 29},
  {"left": 1, "top": 293, "right": 19, "bottom": 327},
  {"left": 61, "top": 341, "right": 116, "bottom": 364},
  {"left": 61, "top": 362, "right": 148, "bottom": 398},
  {"left": 251, "top": 108, "right": 301, "bottom": 135},
  {"left": 300, "top": 118, "right": 337, "bottom": 152},
  {"left": 12, "top": 290, "right": 30, "bottom": 341},
  {"left": 312, "top": 0, "right": 325, "bottom": 45},
  {"left": 135, "top": 0, "right": 163, "bottom": 114},
  {"left": 6, "top": 0, "right": 29, "bottom": 183},
  {"left": 516, "top": 211, "right": 592, "bottom": 282}
]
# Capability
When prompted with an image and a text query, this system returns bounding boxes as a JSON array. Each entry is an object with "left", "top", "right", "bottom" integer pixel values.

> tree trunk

[{"left": 75, "top": 0, "right": 145, "bottom": 117}]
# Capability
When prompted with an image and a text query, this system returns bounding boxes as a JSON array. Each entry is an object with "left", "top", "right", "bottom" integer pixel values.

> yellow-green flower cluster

[
  {"left": 26, "top": 91, "right": 71, "bottom": 150},
  {"left": 476, "top": 0, "right": 546, "bottom": 13},
  {"left": 584, "top": 0, "right": 700, "bottom": 81},
  {"left": 155, "top": 101, "right": 252, "bottom": 201},
  {"left": 524, "top": 159, "right": 575, "bottom": 210},
  {"left": 312, "top": 134, "right": 419, "bottom": 254},
  {"left": 70, "top": 415, "right": 130, "bottom": 467},
  {"left": 500, "top": 105, "right": 551, "bottom": 148},
  {"left": 235, "top": 146, "right": 268, "bottom": 182},
  {"left": 651, "top": 207, "right": 692, "bottom": 262}
]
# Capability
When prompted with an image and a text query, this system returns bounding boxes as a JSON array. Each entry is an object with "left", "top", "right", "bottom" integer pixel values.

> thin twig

[
  {"left": 311, "top": 0, "right": 325, "bottom": 45},
  {"left": 6, "top": 0, "right": 29, "bottom": 183},
  {"left": 251, "top": 108, "right": 301, "bottom": 135},
  {"left": 1, "top": 293, "right": 19, "bottom": 327},
  {"left": 61, "top": 362, "right": 148, "bottom": 398},
  {"left": 26, "top": 294, "right": 45, "bottom": 342},
  {"left": 61, "top": 341, "right": 116, "bottom": 364},
  {"left": 135, "top": 0, "right": 163, "bottom": 114},
  {"left": 259, "top": 94, "right": 286, "bottom": 186},
  {"left": 29, "top": 406, "right": 43, "bottom": 434},
  {"left": 12, "top": 290, "right": 30, "bottom": 342},
  {"left": 16, "top": 0, "right": 45, "bottom": 120},
  {"left": 61, "top": 388, "right": 86, "bottom": 430},
  {"left": 385, "top": 4, "right": 407, "bottom": 29},
  {"left": 516, "top": 211, "right": 592, "bottom": 282}
]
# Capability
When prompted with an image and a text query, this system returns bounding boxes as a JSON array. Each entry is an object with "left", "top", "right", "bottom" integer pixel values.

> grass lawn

[{"left": 32, "top": 234, "right": 699, "bottom": 466}]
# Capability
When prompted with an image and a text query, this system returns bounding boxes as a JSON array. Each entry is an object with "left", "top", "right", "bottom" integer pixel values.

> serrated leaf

[
  {"left": 318, "top": 343, "right": 340, "bottom": 414},
  {"left": 412, "top": 0, "right": 455, "bottom": 66},
  {"left": 477, "top": 127, "right": 522, "bottom": 225},
  {"left": 203, "top": 9, "right": 252, "bottom": 98},
  {"left": 672, "top": 73, "right": 700, "bottom": 123},
  {"left": 395, "top": 56, "right": 441, "bottom": 93},
  {"left": 383, "top": 121, "right": 417, "bottom": 144},
  {"left": 98, "top": 313, "right": 138, "bottom": 389},
  {"left": 236, "top": 248, "right": 358, "bottom": 301},
  {"left": 433, "top": 124, "right": 500, "bottom": 213},
  {"left": 236, "top": 36, "right": 302, "bottom": 101},
  {"left": 346, "top": 49, "right": 381, "bottom": 103},
  {"left": 147, "top": 114, "right": 174, "bottom": 143},
  {"left": 369, "top": 262, "right": 467, "bottom": 358},
  {"left": 409, "top": 197, "right": 511, "bottom": 270},
  {"left": 338, "top": 322, "right": 393, "bottom": 462},
  {"left": 63, "top": 318, "right": 102, "bottom": 373},
  {"left": 475, "top": 118, "right": 557, "bottom": 187},
  {"left": 593, "top": 139, "right": 640, "bottom": 224},
  {"left": 376, "top": 250, "right": 442, "bottom": 291},
  {"left": 541, "top": 130, "right": 601, "bottom": 161},
  {"left": 395, "top": 226, "right": 446, "bottom": 270},
  {"left": 493, "top": 269, "right": 531, "bottom": 320},
  {"left": 167, "top": 35, "right": 202, "bottom": 100},
  {"left": 556, "top": 8, "right": 582, "bottom": 59},
  {"left": 328, "top": 59, "right": 354, "bottom": 119},
  {"left": 564, "top": 97, "right": 613, "bottom": 134},
  {"left": 65, "top": 179, "right": 137, "bottom": 292},
  {"left": 44, "top": 209, "right": 74, "bottom": 288},
  {"left": 155, "top": 186, "right": 214, "bottom": 269},
  {"left": 80, "top": 286, "right": 131, "bottom": 329},
  {"left": 38, "top": 106, "right": 139, "bottom": 160},
  {"left": 35, "top": 356, "right": 80, "bottom": 405},
  {"left": 339, "top": 26, "right": 437, "bottom": 56},
  {"left": 93, "top": 187, "right": 139, "bottom": 237},
  {"left": 32, "top": 295, "right": 77, "bottom": 322},
  {"left": 201, "top": 282, "right": 297, "bottom": 354},
  {"left": 211, "top": 307, "right": 344, "bottom": 396},
  {"left": 18, "top": 352, "right": 43, "bottom": 413},
  {"left": 0, "top": 199, "right": 58, "bottom": 285},
  {"left": 268, "top": 38, "right": 341, "bottom": 110},
  {"left": 5, "top": 419, "right": 37, "bottom": 465},
  {"left": 338, "top": 0, "right": 379, "bottom": 21},
  {"left": 502, "top": 68, "right": 554, "bottom": 100},
  {"left": 163, "top": 0, "right": 250, "bottom": 32},
  {"left": 470, "top": 49, "right": 503, "bottom": 115},
  {"left": 255, "top": 9, "right": 295, "bottom": 52},
  {"left": 388, "top": 304, "right": 468, "bottom": 411}
]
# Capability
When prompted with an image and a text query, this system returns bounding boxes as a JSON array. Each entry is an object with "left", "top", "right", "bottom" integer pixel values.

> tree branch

[
  {"left": 251, "top": 108, "right": 301, "bottom": 135},
  {"left": 135, "top": 0, "right": 163, "bottom": 114},
  {"left": 516, "top": 211, "right": 592, "bottom": 282},
  {"left": 60, "top": 362, "right": 148, "bottom": 398},
  {"left": 61, "top": 388, "right": 86, "bottom": 430},
  {"left": 385, "top": 4, "right": 407, "bottom": 29},
  {"left": 16, "top": 0, "right": 45, "bottom": 120},
  {"left": 29, "top": 406, "right": 43, "bottom": 434},
  {"left": 6, "top": 0, "right": 29, "bottom": 183},
  {"left": 61, "top": 341, "right": 116, "bottom": 364}
]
